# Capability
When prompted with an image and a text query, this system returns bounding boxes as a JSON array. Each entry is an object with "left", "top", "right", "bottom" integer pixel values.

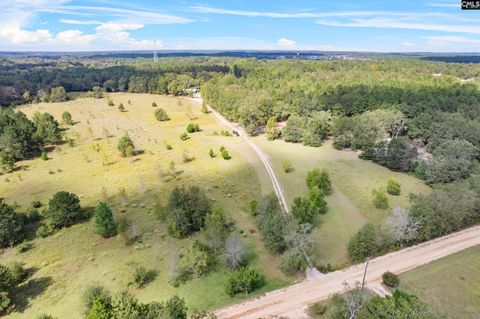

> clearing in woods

[{"left": 0, "top": 93, "right": 289, "bottom": 318}]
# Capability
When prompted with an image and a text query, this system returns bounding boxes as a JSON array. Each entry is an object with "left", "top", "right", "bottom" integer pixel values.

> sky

[{"left": 0, "top": 0, "right": 479, "bottom": 52}]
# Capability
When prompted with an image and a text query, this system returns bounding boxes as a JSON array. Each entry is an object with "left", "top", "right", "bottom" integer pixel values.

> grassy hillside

[
  {"left": 0, "top": 94, "right": 289, "bottom": 318},
  {"left": 253, "top": 137, "right": 431, "bottom": 266},
  {"left": 400, "top": 245, "right": 480, "bottom": 318}
]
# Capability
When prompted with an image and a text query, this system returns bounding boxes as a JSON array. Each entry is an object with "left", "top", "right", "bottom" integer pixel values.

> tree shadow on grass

[{"left": 10, "top": 276, "right": 53, "bottom": 313}]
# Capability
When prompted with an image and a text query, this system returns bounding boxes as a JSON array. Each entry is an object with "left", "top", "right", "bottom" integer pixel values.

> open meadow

[
  {"left": 399, "top": 245, "right": 480, "bottom": 319},
  {"left": 252, "top": 137, "right": 431, "bottom": 266},
  {"left": 0, "top": 93, "right": 289, "bottom": 318}
]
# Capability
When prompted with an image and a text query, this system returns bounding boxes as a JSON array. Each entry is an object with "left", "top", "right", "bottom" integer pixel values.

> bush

[
  {"left": 41, "top": 152, "right": 48, "bottom": 161},
  {"left": 372, "top": 188, "right": 389, "bottom": 209},
  {"left": 94, "top": 202, "right": 117, "bottom": 238},
  {"left": 118, "top": 103, "right": 125, "bottom": 112},
  {"left": 180, "top": 132, "right": 188, "bottom": 141},
  {"left": 280, "top": 248, "right": 308, "bottom": 275},
  {"left": 201, "top": 103, "right": 208, "bottom": 114},
  {"left": 347, "top": 224, "right": 378, "bottom": 262},
  {"left": 281, "top": 160, "right": 293, "bottom": 173},
  {"left": 45, "top": 191, "right": 81, "bottom": 229},
  {"left": 166, "top": 143, "right": 173, "bottom": 150},
  {"left": 209, "top": 149, "right": 216, "bottom": 158},
  {"left": 386, "top": 178, "right": 401, "bottom": 196},
  {"left": 306, "top": 169, "right": 332, "bottom": 194},
  {"left": 220, "top": 148, "right": 231, "bottom": 160},
  {"left": 186, "top": 123, "right": 200, "bottom": 133},
  {"left": 152, "top": 102, "right": 157, "bottom": 107},
  {"left": 155, "top": 108, "right": 169, "bottom": 121},
  {"left": 117, "top": 134, "right": 135, "bottom": 157},
  {"left": 225, "top": 268, "right": 265, "bottom": 296},
  {"left": 133, "top": 267, "right": 157, "bottom": 288},
  {"left": 382, "top": 271, "right": 400, "bottom": 288},
  {"left": 61, "top": 111, "right": 74, "bottom": 125},
  {"left": 107, "top": 99, "right": 114, "bottom": 107}
]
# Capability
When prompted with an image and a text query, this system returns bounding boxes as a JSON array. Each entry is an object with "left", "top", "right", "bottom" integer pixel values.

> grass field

[
  {"left": 399, "top": 245, "right": 480, "bottom": 318},
  {"left": 0, "top": 93, "right": 289, "bottom": 318},
  {"left": 253, "top": 137, "right": 431, "bottom": 266}
]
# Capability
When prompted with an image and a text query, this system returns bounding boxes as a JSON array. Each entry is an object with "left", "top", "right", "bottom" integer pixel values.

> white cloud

[
  {"left": 277, "top": 38, "right": 296, "bottom": 48},
  {"left": 423, "top": 35, "right": 480, "bottom": 43},
  {"left": 315, "top": 18, "right": 480, "bottom": 35},
  {"left": 60, "top": 19, "right": 102, "bottom": 25},
  {"left": 54, "top": 29, "right": 96, "bottom": 46},
  {"left": 95, "top": 22, "right": 144, "bottom": 33},
  {"left": 401, "top": 41, "right": 415, "bottom": 47}
]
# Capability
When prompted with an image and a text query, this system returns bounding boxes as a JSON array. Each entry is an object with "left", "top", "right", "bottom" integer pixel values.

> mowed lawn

[
  {"left": 0, "top": 94, "right": 289, "bottom": 318},
  {"left": 253, "top": 137, "right": 431, "bottom": 266},
  {"left": 399, "top": 245, "right": 480, "bottom": 318}
]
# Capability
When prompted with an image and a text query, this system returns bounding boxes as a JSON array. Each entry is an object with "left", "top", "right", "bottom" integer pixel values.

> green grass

[
  {"left": 253, "top": 137, "right": 430, "bottom": 266},
  {"left": 1, "top": 93, "right": 289, "bottom": 318},
  {"left": 399, "top": 245, "right": 480, "bottom": 319}
]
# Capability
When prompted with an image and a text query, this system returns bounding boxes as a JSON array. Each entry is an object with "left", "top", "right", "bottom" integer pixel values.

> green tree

[
  {"left": 372, "top": 188, "right": 389, "bottom": 209},
  {"left": 154, "top": 108, "right": 169, "bottom": 121},
  {"left": 303, "top": 111, "right": 331, "bottom": 147},
  {"left": 0, "top": 199, "right": 23, "bottom": 248},
  {"left": 347, "top": 223, "right": 378, "bottom": 262},
  {"left": 94, "top": 202, "right": 117, "bottom": 238},
  {"left": 49, "top": 86, "right": 67, "bottom": 102},
  {"left": 386, "top": 177, "right": 401, "bottom": 196},
  {"left": 306, "top": 169, "right": 332, "bottom": 194},
  {"left": 225, "top": 268, "right": 265, "bottom": 296},
  {"left": 45, "top": 191, "right": 81, "bottom": 229},
  {"left": 265, "top": 116, "right": 279, "bottom": 140},
  {"left": 117, "top": 134, "right": 135, "bottom": 157},
  {"left": 166, "top": 186, "right": 212, "bottom": 238},
  {"left": 426, "top": 139, "right": 477, "bottom": 184},
  {"left": 256, "top": 194, "right": 287, "bottom": 253},
  {"left": 282, "top": 116, "right": 305, "bottom": 143},
  {"left": 205, "top": 207, "right": 228, "bottom": 253},
  {"left": 33, "top": 112, "right": 62, "bottom": 144}
]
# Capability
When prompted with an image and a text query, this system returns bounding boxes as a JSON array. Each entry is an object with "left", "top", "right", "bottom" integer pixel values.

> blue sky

[{"left": 0, "top": 0, "right": 479, "bottom": 51}]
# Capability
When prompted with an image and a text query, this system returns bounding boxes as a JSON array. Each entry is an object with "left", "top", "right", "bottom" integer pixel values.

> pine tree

[{"left": 94, "top": 202, "right": 117, "bottom": 238}]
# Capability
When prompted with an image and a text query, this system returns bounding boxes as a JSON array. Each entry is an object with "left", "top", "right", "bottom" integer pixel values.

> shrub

[
  {"left": 382, "top": 271, "right": 400, "bottom": 288},
  {"left": 152, "top": 102, "right": 157, "bottom": 107},
  {"left": 186, "top": 123, "right": 200, "bottom": 133},
  {"left": 220, "top": 148, "right": 231, "bottom": 160},
  {"left": 155, "top": 108, "right": 169, "bottom": 121},
  {"left": 61, "top": 111, "right": 74, "bottom": 125},
  {"left": 118, "top": 103, "right": 125, "bottom": 112},
  {"left": 201, "top": 102, "right": 208, "bottom": 114},
  {"left": 94, "top": 202, "right": 117, "bottom": 238},
  {"left": 224, "top": 234, "right": 246, "bottom": 270},
  {"left": 281, "top": 160, "right": 293, "bottom": 173},
  {"left": 225, "top": 268, "right": 265, "bottom": 296},
  {"left": 180, "top": 132, "right": 188, "bottom": 141},
  {"left": 117, "top": 134, "right": 135, "bottom": 157},
  {"left": 166, "top": 143, "right": 173, "bottom": 150},
  {"left": 107, "top": 99, "right": 114, "bottom": 107},
  {"left": 372, "top": 188, "right": 389, "bottom": 209},
  {"left": 347, "top": 223, "right": 378, "bottom": 262},
  {"left": 209, "top": 149, "right": 216, "bottom": 158},
  {"left": 386, "top": 178, "right": 401, "bottom": 196},
  {"left": 133, "top": 267, "right": 157, "bottom": 288},
  {"left": 280, "top": 248, "right": 308, "bottom": 275},
  {"left": 306, "top": 169, "right": 332, "bottom": 194},
  {"left": 41, "top": 152, "right": 48, "bottom": 160},
  {"left": 45, "top": 191, "right": 81, "bottom": 229}
]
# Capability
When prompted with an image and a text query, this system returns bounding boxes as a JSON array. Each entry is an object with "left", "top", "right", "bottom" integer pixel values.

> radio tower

[{"left": 153, "top": 40, "right": 158, "bottom": 62}]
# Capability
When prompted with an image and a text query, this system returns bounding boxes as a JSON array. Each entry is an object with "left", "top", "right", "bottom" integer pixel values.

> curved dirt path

[
  {"left": 190, "top": 97, "right": 289, "bottom": 212},
  {"left": 214, "top": 225, "right": 480, "bottom": 318}
]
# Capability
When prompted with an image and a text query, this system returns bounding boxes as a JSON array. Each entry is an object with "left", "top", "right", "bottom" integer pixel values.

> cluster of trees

[
  {"left": 0, "top": 57, "right": 230, "bottom": 106},
  {"left": 0, "top": 262, "right": 28, "bottom": 312},
  {"left": 0, "top": 108, "right": 63, "bottom": 172},
  {"left": 347, "top": 175, "right": 480, "bottom": 262},
  {"left": 83, "top": 286, "right": 188, "bottom": 319},
  {"left": 309, "top": 287, "right": 435, "bottom": 319}
]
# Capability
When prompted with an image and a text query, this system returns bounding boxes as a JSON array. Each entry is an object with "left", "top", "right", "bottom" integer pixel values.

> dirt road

[
  {"left": 215, "top": 225, "right": 480, "bottom": 318},
  {"left": 190, "top": 97, "right": 289, "bottom": 212}
]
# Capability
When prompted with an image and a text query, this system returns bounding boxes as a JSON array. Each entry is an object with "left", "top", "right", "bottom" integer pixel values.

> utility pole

[
  {"left": 361, "top": 256, "right": 370, "bottom": 301},
  {"left": 153, "top": 40, "right": 158, "bottom": 62}
]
